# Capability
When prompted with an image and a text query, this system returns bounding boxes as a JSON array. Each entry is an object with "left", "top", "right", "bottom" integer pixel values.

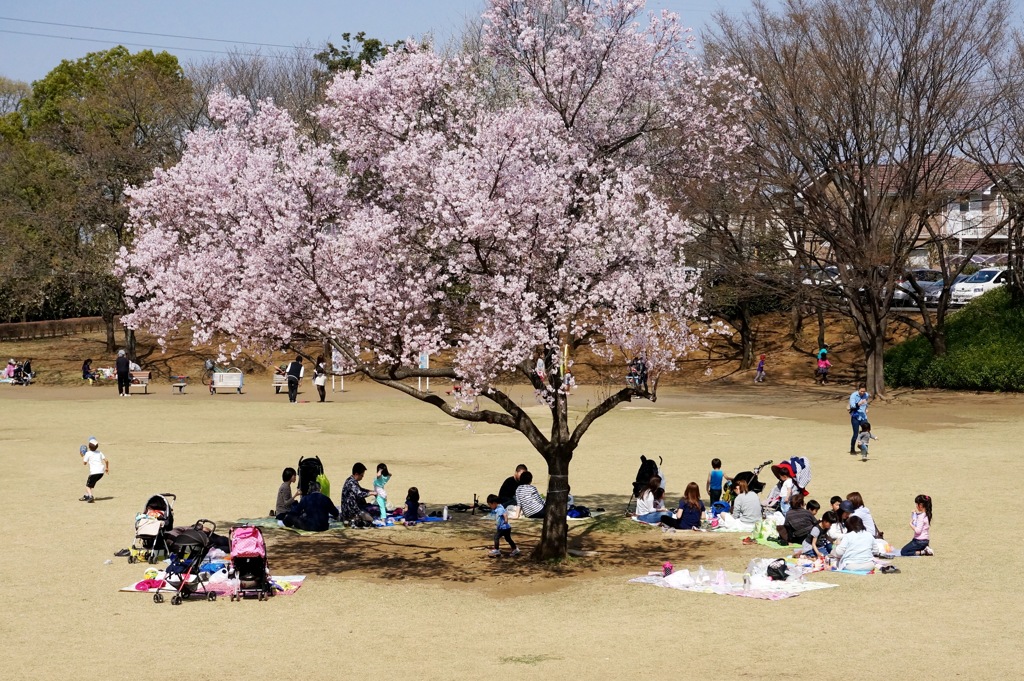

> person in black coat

[
  {"left": 285, "top": 356, "right": 303, "bottom": 403},
  {"left": 498, "top": 464, "right": 528, "bottom": 507},
  {"left": 115, "top": 350, "right": 131, "bottom": 397}
]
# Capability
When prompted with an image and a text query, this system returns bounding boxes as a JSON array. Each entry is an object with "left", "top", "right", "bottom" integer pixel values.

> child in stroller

[
  {"left": 228, "top": 525, "right": 273, "bottom": 601},
  {"left": 129, "top": 493, "right": 175, "bottom": 564},
  {"left": 152, "top": 520, "right": 219, "bottom": 605}
]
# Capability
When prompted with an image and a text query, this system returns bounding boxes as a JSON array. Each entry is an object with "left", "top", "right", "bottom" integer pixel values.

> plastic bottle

[
  {"left": 743, "top": 573, "right": 751, "bottom": 592},
  {"left": 442, "top": 506, "right": 449, "bottom": 521},
  {"left": 697, "top": 565, "right": 707, "bottom": 583},
  {"left": 746, "top": 559, "right": 757, "bottom": 576},
  {"left": 716, "top": 568, "right": 726, "bottom": 586}
]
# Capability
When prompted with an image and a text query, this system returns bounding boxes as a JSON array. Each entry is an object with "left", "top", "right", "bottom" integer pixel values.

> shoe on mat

[
  {"left": 114, "top": 549, "right": 130, "bottom": 557},
  {"left": 488, "top": 549, "right": 501, "bottom": 557},
  {"left": 880, "top": 565, "right": 901, "bottom": 574},
  {"left": 922, "top": 546, "right": 934, "bottom": 556},
  {"left": 511, "top": 549, "right": 521, "bottom": 557},
  {"left": 742, "top": 537, "right": 755, "bottom": 545}
]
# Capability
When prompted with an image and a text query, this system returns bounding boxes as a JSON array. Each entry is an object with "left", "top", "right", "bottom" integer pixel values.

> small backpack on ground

[{"left": 767, "top": 558, "right": 789, "bottom": 581}]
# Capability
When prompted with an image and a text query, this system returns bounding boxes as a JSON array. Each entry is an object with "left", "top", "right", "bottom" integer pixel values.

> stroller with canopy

[
  {"left": 228, "top": 525, "right": 273, "bottom": 601},
  {"left": 727, "top": 459, "right": 773, "bottom": 496},
  {"left": 627, "top": 455, "right": 664, "bottom": 512},
  {"left": 297, "top": 456, "right": 324, "bottom": 497},
  {"left": 152, "top": 520, "right": 218, "bottom": 605},
  {"left": 129, "top": 493, "right": 175, "bottom": 564}
]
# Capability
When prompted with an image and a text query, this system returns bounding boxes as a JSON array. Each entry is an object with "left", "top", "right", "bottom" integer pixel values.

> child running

[
  {"left": 80, "top": 436, "right": 108, "bottom": 503},
  {"left": 754, "top": 354, "right": 766, "bottom": 383},
  {"left": 900, "top": 494, "right": 934, "bottom": 556},
  {"left": 487, "top": 494, "right": 520, "bottom": 558},
  {"left": 857, "top": 423, "right": 878, "bottom": 461}
]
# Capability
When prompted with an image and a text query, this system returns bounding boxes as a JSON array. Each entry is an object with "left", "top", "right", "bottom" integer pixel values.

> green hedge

[{"left": 885, "top": 287, "right": 1024, "bottom": 391}]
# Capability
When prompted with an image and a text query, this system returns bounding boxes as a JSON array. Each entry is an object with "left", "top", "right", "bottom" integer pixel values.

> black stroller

[
  {"left": 727, "top": 459, "right": 773, "bottom": 496},
  {"left": 153, "top": 520, "right": 218, "bottom": 605},
  {"left": 129, "top": 493, "right": 176, "bottom": 564},
  {"left": 297, "top": 456, "right": 324, "bottom": 496},
  {"left": 627, "top": 455, "right": 663, "bottom": 512}
]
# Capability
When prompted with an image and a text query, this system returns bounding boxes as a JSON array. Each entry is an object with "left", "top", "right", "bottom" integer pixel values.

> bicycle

[{"left": 201, "top": 359, "right": 243, "bottom": 394}]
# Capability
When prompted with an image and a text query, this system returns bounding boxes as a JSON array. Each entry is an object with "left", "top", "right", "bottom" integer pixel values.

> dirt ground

[{"left": 2, "top": 378, "right": 1022, "bottom": 680}]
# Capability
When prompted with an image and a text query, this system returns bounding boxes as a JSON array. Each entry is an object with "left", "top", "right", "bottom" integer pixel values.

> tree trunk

[
  {"left": 533, "top": 449, "right": 571, "bottom": 561},
  {"left": 102, "top": 311, "right": 116, "bottom": 353},
  {"left": 929, "top": 328, "right": 947, "bottom": 358},
  {"left": 816, "top": 306, "right": 826, "bottom": 350},
  {"left": 123, "top": 327, "right": 137, "bottom": 363},
  {"left": 737, "top": 304, "right": 755, "bottom": 370},
  {"left": 789, "top": 303, "right": 803, "bottom": 340},
  {"left": 864, "top": 332, "right": 887, "bottom": 398}
]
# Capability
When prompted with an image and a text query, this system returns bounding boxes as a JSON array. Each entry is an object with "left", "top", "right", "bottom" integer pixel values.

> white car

[{"left": 950, "top": 268, "right": 1008, "bottom": 306}]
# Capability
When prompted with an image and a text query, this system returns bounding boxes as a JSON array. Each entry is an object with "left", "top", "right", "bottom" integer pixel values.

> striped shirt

[{"left": 515, "top": 485, "right": 545, "bottom": 517}]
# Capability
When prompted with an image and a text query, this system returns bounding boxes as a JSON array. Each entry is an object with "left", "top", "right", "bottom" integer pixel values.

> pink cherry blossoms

[{"left": 119, "top": 0, "right": 752, "bottom": 558}]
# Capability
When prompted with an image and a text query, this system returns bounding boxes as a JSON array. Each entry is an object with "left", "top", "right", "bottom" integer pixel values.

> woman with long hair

[{"left": 661, "top": 482, "right": 706, "bottom": 530}]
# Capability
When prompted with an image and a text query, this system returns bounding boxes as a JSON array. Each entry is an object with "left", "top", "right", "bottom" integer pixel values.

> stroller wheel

[
  {"left": 153, "top": 593, "right": 164, "bottom": 604},
  {"left": 207, "top": 592, "right": 217, "bottom": 602},
  {"left": 128, "top": 556, "right": 135, "bottom": 564},
  {"left": 171, "top": 595, "right": 181, "bottom": 605},
  {"left": 181, "top": 591, "right": 191, "bottom": 600},
  {"left": 148, "top": 554, "right": 157, "bottom": 565}
]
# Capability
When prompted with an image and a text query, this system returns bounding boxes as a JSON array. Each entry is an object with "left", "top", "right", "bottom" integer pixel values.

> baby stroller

[
  {"left": 228, "top": 525, "right": 273, "bottom": 601},
  {"left": 728, "top": 459, "right": 773, "bottom": 495},
  {"left": 627, "top": 455, "right": 664, "bottom": 512},
  {"left": 129, "top": 493, "right": 176, "bottom": 564},
  {"left": 153, "top": 520, "right": 218, "bottom": 605},
  {"left": 11, "top": 362, "right": 32, "bottom": 385},
  {"left": 297, "top": 456, "right": 324, "bottom": 496}
]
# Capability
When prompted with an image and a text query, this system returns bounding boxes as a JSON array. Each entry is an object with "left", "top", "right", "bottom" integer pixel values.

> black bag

[
  {"left": 632, "top": 455, "right": 661, "bottom": 497},
  {"left": 767, "top": 558, "right": 789, "bottom": 581}
]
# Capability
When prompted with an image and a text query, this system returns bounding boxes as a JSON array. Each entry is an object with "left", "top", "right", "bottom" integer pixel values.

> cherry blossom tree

[{"left": 119, "top": 0, "right": 751, "bottom": 560}]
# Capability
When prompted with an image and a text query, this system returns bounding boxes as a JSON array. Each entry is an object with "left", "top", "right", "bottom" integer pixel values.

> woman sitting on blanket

[
  {"left": 661, "top": 482, "right": 706, "bottom": 530},
  {"left": 715, "top": 478, "right": 761, "bottom": 530},
  {"left": 634, "top": 476, "right": 672, "bottom": 524},
  {"left": 846, "top": 491, "right": 881, "bottom": 538},
  {"left": 834, "top": 515, "right": 875, "bottom": 571}
]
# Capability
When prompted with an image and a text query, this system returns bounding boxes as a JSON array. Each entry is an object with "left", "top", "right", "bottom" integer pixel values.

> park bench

[
  {"left": 273, "top": 373, "right": 291, "bottom": 394},
  {"left": 171, "top": 375, "right": 188, "bottom": 394},
  {"left": 129, "top": 371, "right": 152, "bottom": 394},
  {"left": 211, "top": 371, "right": 244, "bottom": 394}
]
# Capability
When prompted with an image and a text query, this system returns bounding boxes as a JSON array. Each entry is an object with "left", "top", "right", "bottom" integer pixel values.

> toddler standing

[
  {"left": 373, "top": 463, "right": 391, "bottom": 521},
  {"left": 706, "top": 458, "right": 728, "bottom": 505}
]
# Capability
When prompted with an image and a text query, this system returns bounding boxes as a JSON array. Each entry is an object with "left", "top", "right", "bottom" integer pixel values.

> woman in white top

[
  {"left": 846, "top": 491, "right": 879, "bottom": 538},
  {"left": 634, "top": 476, "right": 671, "bottom": 524},
  {"left": 835, "top": 515, "right": 875, "bottom": 571},
  {"left": 716, "top": 478, "right": 761, "bottom": 530}
]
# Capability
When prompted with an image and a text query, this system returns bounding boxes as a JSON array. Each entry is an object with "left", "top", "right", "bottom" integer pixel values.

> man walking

[
  {"left": 848, "top": 385, "right": 869, "bottom": 454},
  {"left": 285, "top": 355, "right": 303, "bottom": 403}
]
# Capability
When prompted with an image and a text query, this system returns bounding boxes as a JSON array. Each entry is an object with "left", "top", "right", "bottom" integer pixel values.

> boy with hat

[{"left": 81, "top": 437, "right": 109, "bottom": 502}]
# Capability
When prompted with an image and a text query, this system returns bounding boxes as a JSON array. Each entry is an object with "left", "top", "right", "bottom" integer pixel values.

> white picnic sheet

[{"left": 630, "top": 569, "right": 838, "bottom": 600}]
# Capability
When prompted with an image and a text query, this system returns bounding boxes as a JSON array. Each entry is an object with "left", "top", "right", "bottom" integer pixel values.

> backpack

[
  {"left": 567, "top": 505, "right": 591, "bottom": 518},
  {"left": 315, "top": 473, "right": 331, "bottom": 499},
  {"left": 767, "top": 558, "right": 789, "bottom": 581}
]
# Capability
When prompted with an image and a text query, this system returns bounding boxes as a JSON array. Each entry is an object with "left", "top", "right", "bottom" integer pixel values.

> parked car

[
  {"left": 892, "top": 269, "right": 943, "bottom": 306},
  {"left": 950, "top": 268, "right": 1008, "bottom": 306},
  {"left": 924, "top": 273, "right": 969, "bottom": 307}
]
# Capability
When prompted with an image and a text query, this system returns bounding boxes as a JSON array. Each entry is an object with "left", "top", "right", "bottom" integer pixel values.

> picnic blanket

[
  {"left": 121, "top": 574, "right": 306, "bottom": 596},
  {"left": 630, "top": 569, "right": 837, "bottom": 600}
]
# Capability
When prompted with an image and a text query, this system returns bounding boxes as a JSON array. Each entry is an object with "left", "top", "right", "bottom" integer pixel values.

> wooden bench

[
  {"left": 171, "top": 375, "right": 188, "bottom": 394},
  {"left": 129, "top": 371, "right": 152, "bottom": 394},
  {"left": 211, "top": 371, "right": 244, "bottom": 394}
]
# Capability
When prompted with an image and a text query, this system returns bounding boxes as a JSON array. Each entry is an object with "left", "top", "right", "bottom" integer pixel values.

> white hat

[
  {"left": 117, "top": 349, "right": 126, "bottom": 356},
  {"left": 88, "top": 437, "right": 99, "bottom": 446}
]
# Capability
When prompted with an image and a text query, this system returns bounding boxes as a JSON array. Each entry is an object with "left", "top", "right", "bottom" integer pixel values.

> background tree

[
  {"left": 119, "top": 0, "right": 751, "bottom": 560},
  {"left": 710, "top": 0, "right": 1012, "bottom": 395},
  {"left": 17, "top": 46, "right": 193, "bottom": 354}
]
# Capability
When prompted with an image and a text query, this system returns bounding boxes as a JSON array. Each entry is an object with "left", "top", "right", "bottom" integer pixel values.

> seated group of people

[
  {"left": 3, "top": 358, "right": 33, "bottom": 384},
  {"left": 635, "top": 465, "right": 919, "bottom": 572},
  {"left": 274, "top": 462, "right": 423, "bottom": 532}
]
